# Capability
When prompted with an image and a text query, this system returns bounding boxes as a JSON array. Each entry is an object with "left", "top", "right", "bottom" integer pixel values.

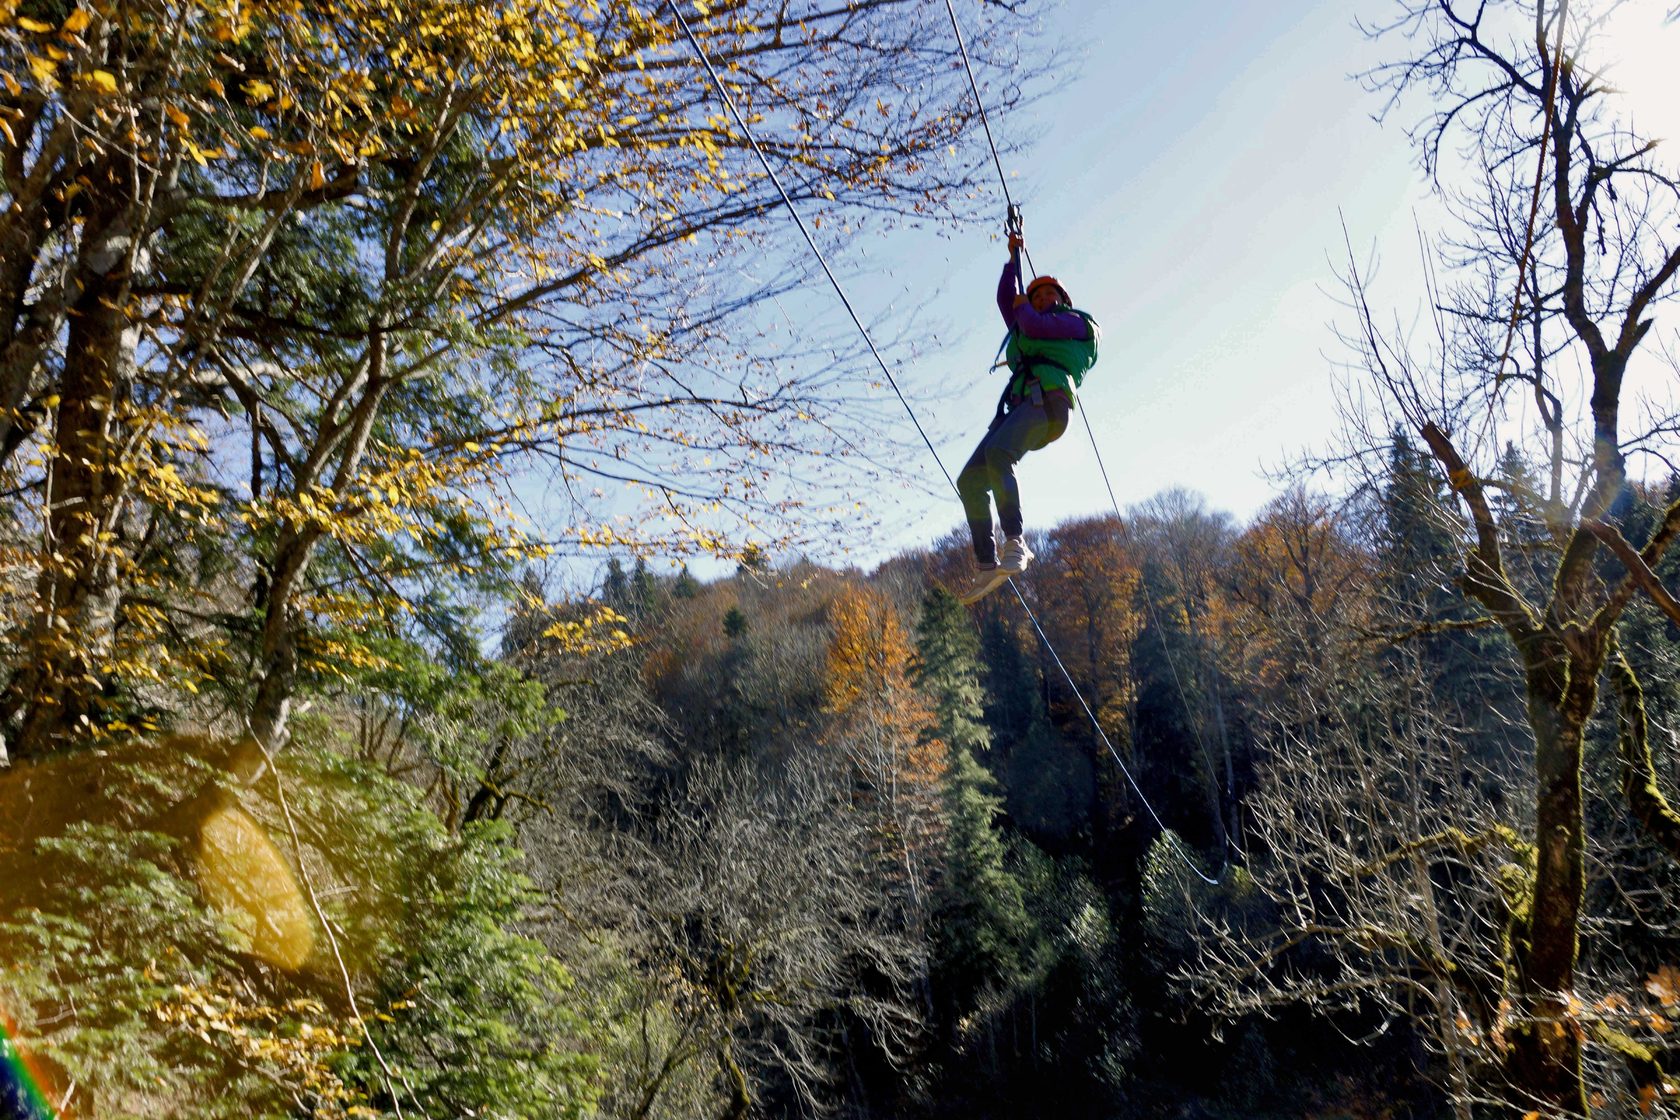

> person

[{"left": 957, "top": 233, "right": 1100, "bottom": 604}]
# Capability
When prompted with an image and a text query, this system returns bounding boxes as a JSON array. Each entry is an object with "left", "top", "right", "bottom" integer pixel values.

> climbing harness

[{"left": 668, "top": 0, "right": 1225, "bottom": 887}]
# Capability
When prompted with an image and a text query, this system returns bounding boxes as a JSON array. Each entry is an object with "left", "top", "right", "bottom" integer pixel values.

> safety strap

[
  {"left": 991, "top": 354, "right": 1074, "bottom": 430},
  {"left": 1007, "top": 352, "right": 1072, "bottom": 399}
]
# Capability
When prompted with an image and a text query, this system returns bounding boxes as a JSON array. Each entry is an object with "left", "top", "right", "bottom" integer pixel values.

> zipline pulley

[{"left": 1005, "top": 202, "right": 1024, "bottom": 241}]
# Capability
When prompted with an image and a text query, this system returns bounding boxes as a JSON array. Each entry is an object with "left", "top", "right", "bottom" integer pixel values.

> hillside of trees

[
  {"left": 6, "top": 0, "right": 1680, "bottom": 1117},
  {"left": 7, "top": 464, "right": 1680, "bottom": 1118}
]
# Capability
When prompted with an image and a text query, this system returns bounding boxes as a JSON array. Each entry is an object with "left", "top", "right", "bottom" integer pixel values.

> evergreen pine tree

[
  {"left": 1491, "top": 441, "right": 1553, "bottom": 598},
  {"left": 914, "top": 589, "right": 991, "bottom": 757},
  {"left": 1379, "top": 430, "right": 1526, "bottom": 790},
  {"left": 1129, "top": 556, "right": 1211, "bottom": 824},
  {"left": 673, "top": 563, "right": 700, "bottom": 599},
  {"left": 932, "top": 746, "right": 1031, "bottom": 1012},
  {"left": 978, "top": 611, "right": 1043, "bottom": 757},
  {"left": 601, "top": 558, "right": 630, "bottom": 606},
  {"left": 915, "top": 589, "right": 1030, "bottom": 1023},
  {"left": 630, "top": 557, "right": 658, "bottom": 616},
  {"left": 1379, "top": 428, "right": 1460, "bottom": 613}
]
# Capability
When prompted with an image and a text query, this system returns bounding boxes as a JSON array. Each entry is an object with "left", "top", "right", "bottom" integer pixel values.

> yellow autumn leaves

[
  {"left": 1, "top": 0, "right": 987, "bottom": 744},
  {"left": 6, "top": 6, "right": 108, "bottom": 106}
]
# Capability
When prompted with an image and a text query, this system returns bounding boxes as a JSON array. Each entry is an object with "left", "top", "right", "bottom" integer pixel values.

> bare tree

[
  {"left": 631, "top": 751, "right": 924, "bottom": 1120},
  {"left": 1184, "top": 633, "right": 1531, "bottom": 1120},
  {"left": 1209, "top": 0, "right": 1680, "bottom": 1113}
]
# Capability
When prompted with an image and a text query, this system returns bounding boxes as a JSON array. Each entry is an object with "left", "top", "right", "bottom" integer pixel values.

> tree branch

[
  {"left": 1585, "top": 518, "right": 1680, "bottom": 630},
  {"left": 1351, "top": 824, "right": 1528, "bottom": 879},
  {"left": 1419, "top": 421, "right": 1537, "bottom": 634},
  {"left": 1610, "top": 647, "right": 1680, "bottom": 862}
]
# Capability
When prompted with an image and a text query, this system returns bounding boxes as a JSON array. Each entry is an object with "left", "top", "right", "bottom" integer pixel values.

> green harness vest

[{"left": 1004, "top": 308, "right": 1101, "bottom": 402}]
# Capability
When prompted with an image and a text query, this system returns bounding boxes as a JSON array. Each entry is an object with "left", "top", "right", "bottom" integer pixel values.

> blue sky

[
  {"left": 819, "top": 0, "right": 1424, "bottom": 560},
  {"left": 822, "top": 0, "right": 1680, "bottom": 570},
  {"left": 848, "top": 0, "right": 1429, "bottom": 563},
  {"left": 544, "top": 0, "right": 1680, "bottom": 589}
]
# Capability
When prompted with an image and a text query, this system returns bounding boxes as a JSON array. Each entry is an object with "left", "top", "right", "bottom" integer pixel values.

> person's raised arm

[{"left": 997, "top": 235, "right": 1023, "bottom": 329}]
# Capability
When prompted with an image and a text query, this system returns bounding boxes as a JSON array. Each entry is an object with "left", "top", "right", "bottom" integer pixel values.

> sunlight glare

[{"left": 1592, "top": 4, "right": 1680, "bottom": 149}]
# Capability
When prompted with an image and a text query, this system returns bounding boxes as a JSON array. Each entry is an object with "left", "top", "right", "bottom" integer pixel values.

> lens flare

[{"left": 0, "top": 1009, "right": 56, "bottom": 1120}]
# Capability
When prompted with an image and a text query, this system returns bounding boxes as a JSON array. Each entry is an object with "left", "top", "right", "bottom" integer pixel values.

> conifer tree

[
  {"left": 1378, "top": 432, "right": 1524, "bottom": 772},
  {"left": 915, "top": 589, "right": 1029, "bottom": 1025},
  {"left": 1226, "top": 5, "right": 1680, "bottom": 1105},
  {"left": 630, "top": 558, "right": 658, "bottom": 618},
  {"left": 931, "top": 746, "right": 1031, "bottom": 1019},
  {"left": 1491, "top": 441, "right": 1554, "bottom": 598},
  {"left": 1378, "top": 430, "right": 1460, "bottom": 615},
  {"left": 601, "top": 559, "right": 630, "bottom": 608},
  {"left": 914, "top": 589, "right": 990, "bottom": 758},
  {"left": 673, "top": 564, "right": 700, "bottom": 600},
  {"left": 977, "top": 611, "right": 1043, "bottom": 758}
]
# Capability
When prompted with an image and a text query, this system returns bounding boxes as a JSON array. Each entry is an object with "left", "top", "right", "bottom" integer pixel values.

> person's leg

[
  {"left": 957, "top": 435, "right": 1001, "bottom": 566},
  {"left": 987, "top": 394, "right": 1070, "bottom": 573},
  {"left": 982, "top": 402, "right": 1054, "bottom": 541},
  {"left": 957, "top": 394, "right": 1070, "bottom": 570}
]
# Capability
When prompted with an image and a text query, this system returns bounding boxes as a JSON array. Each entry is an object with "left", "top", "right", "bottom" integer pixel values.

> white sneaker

[
  {"left": 998, "top": 536, "right": 1034, "bottom": 574},
  {"left": 959, "top": 563, "right": 1011, "bottom": 605}
]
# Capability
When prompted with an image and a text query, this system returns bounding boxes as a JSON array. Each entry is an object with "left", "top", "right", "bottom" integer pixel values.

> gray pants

[{"left": 957, "top": 391, "right": 1070, "bottom": 564}]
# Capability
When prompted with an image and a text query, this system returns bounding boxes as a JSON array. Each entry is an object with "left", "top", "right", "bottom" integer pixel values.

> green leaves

[{"left": 358, "top": 822, "right": 605, "bottom": 1119}]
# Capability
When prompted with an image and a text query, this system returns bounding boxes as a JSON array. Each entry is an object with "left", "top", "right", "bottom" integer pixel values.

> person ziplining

[
  {"left": 670, "top": 0, "right": 1226, "bottom": 886},
  {"left": 957, "top": 223, "right": 1101, "bottom": 605}
]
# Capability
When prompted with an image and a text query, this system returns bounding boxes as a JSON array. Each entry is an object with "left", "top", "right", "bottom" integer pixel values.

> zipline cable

[
  {"left": 1005, "top": 578, "right": 1199, "bottom": 851},
  {"left": 1080, "top": 407, "right": 1241, "bottom": 864},
  {"left": 940, "top": 0, "right": 1012, "bottom": 212},
  {"left": 940, "top": 0, "right": 1038, "bottom": 278},
  {"left": 669, "top": 1, "right": 1218, "bottom": 886},
  {"left": 940, "top": 0, "right": 1228, "bottom": 880},
  {"left": 666, "top": 4, "right": 956, "bottom": 496}
]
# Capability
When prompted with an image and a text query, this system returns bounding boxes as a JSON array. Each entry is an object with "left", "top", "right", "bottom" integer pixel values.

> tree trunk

[
  {"left": 247, "top": 350, "right": 389, "bottom": 755},
  {"left": 8, "top": 188, "right": 139, "bottom": 758},
  {"left": 1504, "top": 651, "right": 1594, "bottom": 1116},
  {"left": 248, "top": 529, "right": 320, "bottom": 752},
  {"left": 0, "top": 209, "right": 58, "bottom": 475}
]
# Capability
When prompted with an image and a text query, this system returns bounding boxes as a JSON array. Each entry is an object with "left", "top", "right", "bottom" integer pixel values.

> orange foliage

[
  {"left": 1219, "top": 488, "right": 1375, "bottom": 695},
  {"left": 824, "top": 586, "right": 947, "bottom": 892},
  {"left": 1030, "top": 515, "right": 1144, "bottom": 734}
]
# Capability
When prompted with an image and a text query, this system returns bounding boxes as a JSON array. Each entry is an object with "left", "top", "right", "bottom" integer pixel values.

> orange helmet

[{"left": 1026, "top": 275, "right": 1069, "bottom": 305}]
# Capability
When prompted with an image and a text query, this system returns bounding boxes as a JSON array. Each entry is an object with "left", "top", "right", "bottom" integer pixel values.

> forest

[{"left": 4, "top": 0, "right": 1680, "bottom": 1117}]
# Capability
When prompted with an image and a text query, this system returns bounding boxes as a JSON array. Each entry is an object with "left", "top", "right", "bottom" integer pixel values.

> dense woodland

[
  {"left": 10, "top": 468, "right": 1680, "bottom": 1119},
  {"left": 5, "top": 0, "right": 1680, "bottom": 1117}
]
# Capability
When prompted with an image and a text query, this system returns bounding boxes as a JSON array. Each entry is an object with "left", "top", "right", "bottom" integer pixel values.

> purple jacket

[{"left": 997, "top": 255, "right": 1092, "bottom": 341}]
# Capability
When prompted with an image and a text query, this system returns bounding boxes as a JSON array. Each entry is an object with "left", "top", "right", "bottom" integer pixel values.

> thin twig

[
  {"left": 1494, "top": 0, "right": 1571, "bottom": 383},
  {"left": 257, "top": 736, "right": 429, "bottom": 1119}
]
